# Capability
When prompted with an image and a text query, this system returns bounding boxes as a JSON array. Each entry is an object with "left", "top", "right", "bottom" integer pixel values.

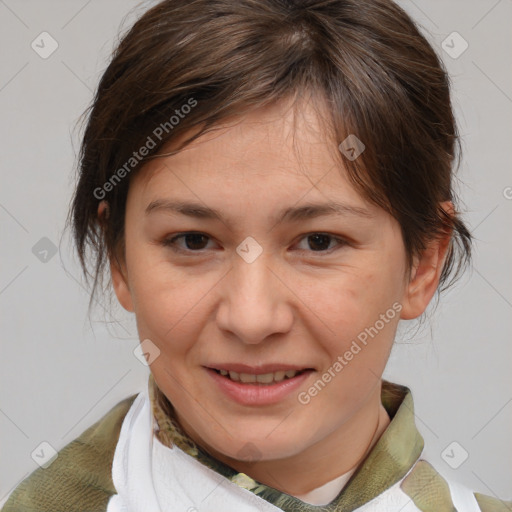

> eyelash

[{"left": 161, "top": 231, "right": 349, "bottom": 256}]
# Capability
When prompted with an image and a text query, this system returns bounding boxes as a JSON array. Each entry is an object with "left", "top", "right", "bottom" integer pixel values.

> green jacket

[{"left": 2, "top": 377, "right": 511, "bottom": 511}]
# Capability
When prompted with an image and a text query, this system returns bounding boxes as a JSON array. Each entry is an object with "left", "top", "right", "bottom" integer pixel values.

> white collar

[{"left": 107, "top": 384, "right": 280, "bottom": 512}]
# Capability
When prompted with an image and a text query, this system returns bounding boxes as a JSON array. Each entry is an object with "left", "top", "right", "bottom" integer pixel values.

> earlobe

[{"left": 111, "top": 258, "right": 135, "bottom": 313}]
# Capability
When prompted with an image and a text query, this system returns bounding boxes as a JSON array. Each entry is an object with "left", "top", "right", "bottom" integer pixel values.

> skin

[{"left": 105, "top": 95, "right": 451, "bottom": 497}]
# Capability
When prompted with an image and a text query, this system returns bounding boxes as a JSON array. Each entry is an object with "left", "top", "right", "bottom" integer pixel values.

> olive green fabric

[
  {"left": 401, "top": 460, "right": 456, "bottom": 511},
  {"left": 1, "top": 394, "right": 137, "bottom": 512},
  {"left": 400, "top": 460, "right": 512, "bottom": 512},
  {"left": 2, "top": 375, "right": 511, "bottom": 512},
  {"left": 474, "top": 493, "right": 512, "bottom": 512}
]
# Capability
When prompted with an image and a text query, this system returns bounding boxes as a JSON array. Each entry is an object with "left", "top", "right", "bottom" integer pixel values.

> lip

[
  {"left": 205, "top": 366, "right": 314, "bottom": 406},
  {"left": 207, "top": 363, "right": 314, "bottom": 374}
]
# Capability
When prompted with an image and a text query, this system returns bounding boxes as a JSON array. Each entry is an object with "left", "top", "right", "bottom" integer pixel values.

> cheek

[
  {"left": 301, "top": 259, "right": 404, "bottom": 371},
  {"left": 312, "top": 265, "right": 400, "bottom": 329},
  {"left": 127, "top": 258, "right": 209, "bottom": 354}
]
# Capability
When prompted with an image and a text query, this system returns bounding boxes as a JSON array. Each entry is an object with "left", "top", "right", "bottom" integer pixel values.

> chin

[{"left": 208, "top": 433, "right": 306, "bottom": 464}]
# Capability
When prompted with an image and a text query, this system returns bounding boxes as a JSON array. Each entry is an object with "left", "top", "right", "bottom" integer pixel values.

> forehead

[{"left": 129, "top": 97, "right": 373, "bottom": 214}]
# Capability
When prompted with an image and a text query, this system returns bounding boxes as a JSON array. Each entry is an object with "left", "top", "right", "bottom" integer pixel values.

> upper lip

[{"left": 206, "top": 363, "right": 315, "bottom": 374}]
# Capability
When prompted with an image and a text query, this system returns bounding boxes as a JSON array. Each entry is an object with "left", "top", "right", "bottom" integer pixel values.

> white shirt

[{"left": 294, "top": 468, "right": 357, "bottom": 505}]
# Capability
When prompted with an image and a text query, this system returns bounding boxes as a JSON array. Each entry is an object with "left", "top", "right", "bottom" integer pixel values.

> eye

[
  {"left": 294, "top": 233, "right": 348, "bottom": 254},
  {"left": 161, "top": 232, "right": 348, "bottom": 255},
  {"left": 161, "top": 232, "right": 216, "bottom": 253}
]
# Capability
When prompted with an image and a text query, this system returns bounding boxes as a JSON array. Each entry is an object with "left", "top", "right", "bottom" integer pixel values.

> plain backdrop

[{"left": 1, "top": 0, "right": 511, "bottom": 506}]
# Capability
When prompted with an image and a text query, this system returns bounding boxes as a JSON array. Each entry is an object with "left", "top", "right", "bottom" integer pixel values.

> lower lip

[{"left": 205, "top": 368, "right": 313, "bottom": 406}]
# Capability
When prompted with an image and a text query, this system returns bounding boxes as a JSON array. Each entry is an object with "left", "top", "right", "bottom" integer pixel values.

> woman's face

[{"left": 111, "top": 97, "right": 436, "bottom": 464}]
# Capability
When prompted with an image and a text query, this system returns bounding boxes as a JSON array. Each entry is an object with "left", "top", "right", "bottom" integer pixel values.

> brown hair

[{"left": 68, "top": 0, "right": 471, "bottom": 311}]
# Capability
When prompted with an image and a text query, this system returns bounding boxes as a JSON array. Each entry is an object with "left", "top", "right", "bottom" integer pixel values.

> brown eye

[
  {"left": 162, "top": 232, "right": 213, "bottom": 253},
  {"left": 295, "top": 233, "right": 348, "bottom": 254},
  {"left": 307, "top": 234, "right": 332, "bottom": 251},
  {"left": 181, "top": 233, "right": 210, "bottom": 250}
]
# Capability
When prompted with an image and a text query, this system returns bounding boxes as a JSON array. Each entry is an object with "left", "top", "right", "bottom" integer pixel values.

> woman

[{"left": 3, "top": 0, "right": 510, "bottom": 510}]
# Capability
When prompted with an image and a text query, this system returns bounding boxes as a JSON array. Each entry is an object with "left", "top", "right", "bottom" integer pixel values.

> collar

[{"left": 148, "top": 373, "right": 424, "bottom": 511}]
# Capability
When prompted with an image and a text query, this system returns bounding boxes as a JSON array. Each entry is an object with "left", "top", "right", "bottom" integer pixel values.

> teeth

[
  {"left": 239, "top": 373, "right": 256, "bottom": 383},
  {"left": 274, "top": 370, "right": 286, "bottom": 382},
  {"left": 221, "top": 369, "right": 300, "bottom": 384},
  {"left": 256, "top": 373, "right": 274, "bottom": 384}
]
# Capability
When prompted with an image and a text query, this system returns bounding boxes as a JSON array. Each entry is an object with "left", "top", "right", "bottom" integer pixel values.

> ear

[
  {"left": 110, "top": 258, "right": 135, "bottom": 313},
  {"left": 400, "top": 201, "right": 453, "bottom": 320},
  {"left": 97, "top": 201, "right": 134, "bottom": 313}
]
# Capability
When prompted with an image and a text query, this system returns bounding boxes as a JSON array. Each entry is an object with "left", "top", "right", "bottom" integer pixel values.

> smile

[
  {"left": 206, "top": 365, "right": 315, "bottom": 406},
  {"left": 213, "top": 368, "right": 306, "bottom": 384}
]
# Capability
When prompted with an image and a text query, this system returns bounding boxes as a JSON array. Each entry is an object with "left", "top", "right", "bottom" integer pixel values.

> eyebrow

[{"left": 144, "top": 199, "right": 373, "bottom": 225}]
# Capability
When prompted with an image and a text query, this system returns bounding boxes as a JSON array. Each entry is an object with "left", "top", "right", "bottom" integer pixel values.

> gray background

[{"left": 1, "top": 0, "right": 511, "bottom": 506}]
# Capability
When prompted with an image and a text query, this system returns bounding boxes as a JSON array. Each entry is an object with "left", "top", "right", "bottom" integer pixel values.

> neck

[{"left": 204, "top": 383, "right": 391, "bottom": 497}]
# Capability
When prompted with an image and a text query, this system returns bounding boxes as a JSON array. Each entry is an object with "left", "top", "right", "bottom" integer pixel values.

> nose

[{"left": 215, "top": 251, "right": 294, "bottom": 345}]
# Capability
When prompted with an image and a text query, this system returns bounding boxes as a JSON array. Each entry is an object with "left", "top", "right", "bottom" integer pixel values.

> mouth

[
  {"left": 211, "top": 368, "right": 311, "bottom": 385},
  {"left": 205, "top": 364, "right": 315, "bottom": 405}
]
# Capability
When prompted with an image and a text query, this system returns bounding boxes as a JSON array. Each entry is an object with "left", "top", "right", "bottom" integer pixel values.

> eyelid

[
  {"left": 161, "top": 231, "right": 350, "bottom": 255},
  {"left": 303, "top": 234, "right": 348, "bottom": 251},
  {"left": 161, "top": 232, "right": 217, "bottom": 254}
]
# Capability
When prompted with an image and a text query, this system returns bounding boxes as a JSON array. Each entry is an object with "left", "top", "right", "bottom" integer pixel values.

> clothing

[
  {"left": 2, "top": 374, "right": 510, "bottom": 511},
  {"left": 294, "top": 467, "right": 356, "bottom": 505}
]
